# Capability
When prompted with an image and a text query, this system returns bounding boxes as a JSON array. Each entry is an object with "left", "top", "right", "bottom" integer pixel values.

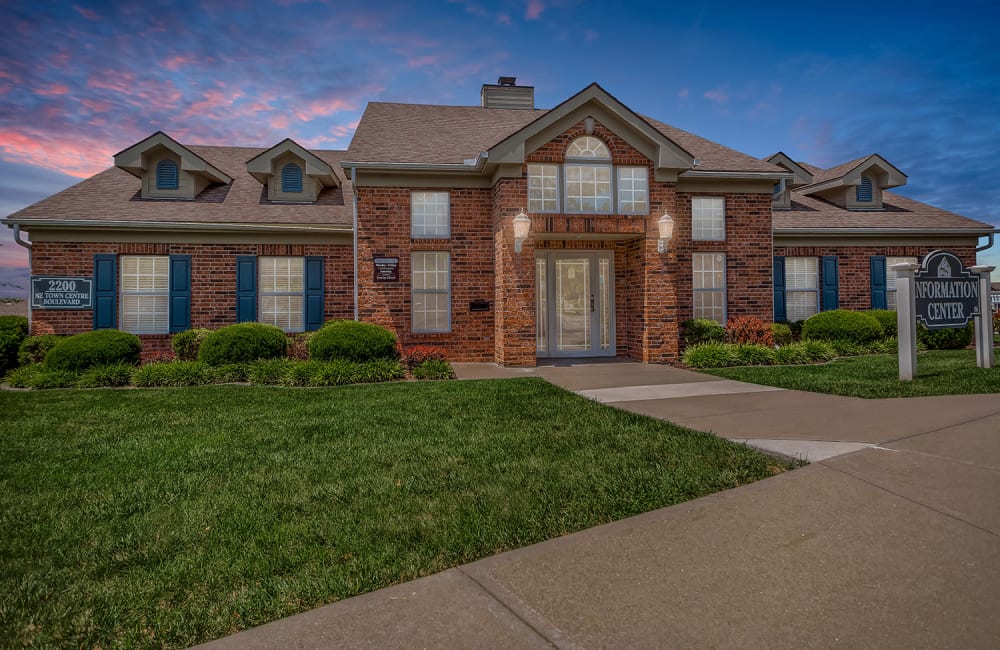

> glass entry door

[{"left": 536, "top": 251, "right": 615, "bottom": 357}]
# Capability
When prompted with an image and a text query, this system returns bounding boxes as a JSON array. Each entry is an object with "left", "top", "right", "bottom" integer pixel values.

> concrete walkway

[{"left": 197, "top": 361, "right": 1000, "bottom": 649}]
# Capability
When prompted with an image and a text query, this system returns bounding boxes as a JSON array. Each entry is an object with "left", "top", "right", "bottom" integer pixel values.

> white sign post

[
  {"left": 894, "top": 262, "right": 920, "bottom": 381},
  {"left": 970, "top": 265, "right": 996, "bottom": 369}
]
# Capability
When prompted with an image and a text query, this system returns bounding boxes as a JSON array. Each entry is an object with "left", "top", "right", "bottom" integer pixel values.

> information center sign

[
  {"left": 913, "top": 250, "right": 979, "bottom": 330},
  {"left": 31, "top": 276, "right": 93, "bottom": 309}
]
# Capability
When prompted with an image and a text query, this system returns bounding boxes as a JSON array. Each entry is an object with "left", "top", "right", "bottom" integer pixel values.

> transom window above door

[{"left": 527, "top": 136, "right": 648, "bottom": 215}]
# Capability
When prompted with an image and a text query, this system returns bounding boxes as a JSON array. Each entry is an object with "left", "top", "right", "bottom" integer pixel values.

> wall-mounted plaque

[
  {"left": 30, "top": 276, "right": 93, "bottom": 309},
  {"left": 373, "top": 257, "right": 399, "bottom": 282}
]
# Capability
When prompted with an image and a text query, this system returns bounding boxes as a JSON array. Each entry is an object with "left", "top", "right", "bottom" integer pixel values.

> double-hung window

[
  {"left": 259, "top": 256, "right": 304, "bottom": 332},
  {"left": 692, "top": 196, "right": 725, "bottom": 241},
  {"left": 886, "top": 256, "right": 917, "bottom": 310},
  {"left": 412, "top": 251, "right": 450, "bottom": 332},
  {"left": 692, "top": 253, "right": 727, "bottom": 323},
  {"left": 120, "top": 256, "right": 170, "bottom": 334},
  {"left": 785, "top": 257, "right": 819, "bottom": 321},
  {"left": 412, "top": 191, "right": 450, "bottom": 238}
]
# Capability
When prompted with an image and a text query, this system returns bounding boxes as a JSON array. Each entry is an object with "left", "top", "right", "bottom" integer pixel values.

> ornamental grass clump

[
  {"left": 735, "top": 344, "right": 776, "bottom": 366},
  {"left": 6, "top": 364, "right": 78, "bottom": 389},
  {"left": 75, "top": 363, "right": 135, "bottom": 388},
  {"left": 309, "top": 320, "right": 398, "bottom": 362},
  {"left": 197, "top": 323, "right": 287, "bottom": 365},
  {"left": 412, "top": 359, "right": 456, "bottom": 380},
  {"left": 44, "top": 329, "right": 141, "bottom": 372},
  {"left": 132, "top": 361, "right": 215, "bottom": 387},
  {"left": 682, "top": 342, "right": 741, "bottom": 368},
  {"left": 801, "top": 309, "right": 883, "bottom": 344}
]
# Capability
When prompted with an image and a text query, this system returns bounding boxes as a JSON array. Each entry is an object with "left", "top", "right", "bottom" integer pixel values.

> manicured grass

[
  {"left": 704, "top": 349, "right": 1000, "bottom": 398},
  {"left": 0, "top": 379, "right": 787, "bottom": 648}
]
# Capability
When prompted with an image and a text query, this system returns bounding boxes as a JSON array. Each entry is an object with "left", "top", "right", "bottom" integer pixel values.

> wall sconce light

[
  {"left": 657, "top": 212, "right": 674, "bottom": 253},
  {"left": 513, "top": 209, "right": 531, "bottom": 254}
]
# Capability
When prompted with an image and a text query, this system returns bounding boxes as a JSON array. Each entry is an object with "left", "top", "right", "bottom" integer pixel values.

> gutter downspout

[
  {"left": 11, "top": 224, "right": 32, "bottom": 330},
  {"left": 351, "top": 167, "right": 359, "bottom": 321},
  {"left": 975, "top": 231, "right": 997, "bottom": 253}
]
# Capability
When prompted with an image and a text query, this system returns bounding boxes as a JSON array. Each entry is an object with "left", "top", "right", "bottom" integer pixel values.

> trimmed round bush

[
  {"left": 171, "top": 328, "right": 211, "bottom": 361},
  {"left": 801, "top": 310, "right": 883, "bottom": 344},
  {"left": 866, "top": 309, "right": 898, "bottom": 337},
  {"left": 771, "top": 322, "right": 793, "bottom": 346},
  {"left": 44, "top": 329, "right": 141, "bottom": 372},
  {"left": 918, "top": 323, "right": 973, "bottom": 350},
  {"left": 682, "top": 319, "right": 724, "bottom": 345},
  {"left": 309, "top": 320, "right": 398, "bottom": 362},
  {"left": 197, "top": 323, "right": 287, "bottom": 366}
]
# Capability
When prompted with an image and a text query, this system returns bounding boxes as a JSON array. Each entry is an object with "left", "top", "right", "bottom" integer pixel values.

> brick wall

[
  {"left": 355, "top": 187, "right": 496, "bottom": 361},
  {"left": 29, "top": 241, "right": 354, "bottom": 353},
  {"left": 773, "top": 244, "right": 977, "bottom": 312}
]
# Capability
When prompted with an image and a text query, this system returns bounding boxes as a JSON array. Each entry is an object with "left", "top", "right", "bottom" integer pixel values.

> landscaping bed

[{"left": 0, "top": 379, "right": 789, "bottom": 648}]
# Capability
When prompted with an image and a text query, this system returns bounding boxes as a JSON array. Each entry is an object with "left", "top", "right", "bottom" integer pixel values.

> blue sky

[{"left": 1, "top": 0, "right": 998, "bottom": 295}]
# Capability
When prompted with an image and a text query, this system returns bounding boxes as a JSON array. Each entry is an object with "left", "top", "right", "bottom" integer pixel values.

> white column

[
  {"left": 893, "top": 262, "right": 920, "bottom": 381},
  {"left": 970, "top": 265, "right": 995, "bottom": 369}
]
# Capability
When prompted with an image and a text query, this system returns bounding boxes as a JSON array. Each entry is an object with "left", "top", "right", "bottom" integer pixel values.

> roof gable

[
  {"left": 245, "top": 138, "right": 339, "bottom": 187},
  {"left": 765, "top": 152, "right": 814, "bottom": 186},
  {"left": 114, "top": 131, "right": 232, "bottom": 185},
  {"left": 798, "top": 153, "right": 906, "bottom": 196}
]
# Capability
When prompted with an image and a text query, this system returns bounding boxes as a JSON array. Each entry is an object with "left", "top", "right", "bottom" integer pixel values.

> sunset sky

[{"left": 1, "top": 0, "right": 998, "bottom": 294}]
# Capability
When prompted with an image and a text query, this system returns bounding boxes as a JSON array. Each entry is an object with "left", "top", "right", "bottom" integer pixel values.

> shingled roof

[
  {"left": 5, "top": 146, "right": 353, "bottom": 228},
  {"left": 777, "top": 190, "right": 993, "bottom": 232}
]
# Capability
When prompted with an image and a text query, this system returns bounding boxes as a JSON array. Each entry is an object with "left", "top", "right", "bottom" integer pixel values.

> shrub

[
  {"left": 0, "top": 315, "right": 30, "bottom": 375},
  {"left": 918, "top": 323, "right": 973, "bottom": 350},
  {"left": 171, "top": 328, "right": 211, "bottom": 361},
  {"left": 724, "top": 316, "right": 773, "bottom": 347},
  {"left": 6, "top": 364, "right": 43, "bottom": 388},
  {"left": 76, "top": 363, "right": 135, "bottom": 388},
  {"left": 286, "top": 332, "right": 313, "bottom": 360},
  {"left": 7, "top": 364, "right": 78, "bottom": 389},
  {"left": 45, "top": 329, "right": 142, "bottom": 372},
  {"left": 18, "top": 334, "right": 62, "bottom": 366},
  {"left": 801, "top": 310, "right": 883, "bottom": 344},
  {"left": 309, "top": 320, "right": 398, "bottom": 362},
  {"left": 213, "top": 363, "right": 251, "bottom": 383},
  {"left": 799, "top": 340, "right": 837, "bottom": 362},
  {"left": 247, "top": 359, "right": 297, "bottom": 385},
  {"left": 774, "top": 343, "right": 811, "bottom": 365},
  {"left": 771, "top": 322, "right": 793, "bottom": 346},
  {"left": 355, "top": 359, "right": 405, "bottom": 383},
  {"left": 828, "top": 339, "right": 868, "bottom": 357},
  {"left": 198, "top": 323, "right": 287, "bottom": 366},
  {"left": 682, "top": 319, "right": 725, "bottom": 346},
  {"left": 0, "top": 315, "right": 29, "bottom": 337},
  {"left": 402, "top": 345, "right": 448, "bottom": 370},
  {"left": 869, "top": 337, "right": 898, "bottom": 354},
  {"left": 682, "top": 342, "right": 741, "bottom": 368},
  {"left": 132, "top": 361, "right": 215, "bottom": 387},
  {"left": 284, "top": 360, "right": 324, "bottom": 387},
  {"left": 305, "top": 359, "right": 360, "bottom": 386},
  {"left": 411, "top": 359, "right": 455, "bottom": 380},
  {"left": 866, "top": 309, "right": 898, "bottom": 337},
  {"left": 735, "top": 344, "right": 776, "bottom": 366}
]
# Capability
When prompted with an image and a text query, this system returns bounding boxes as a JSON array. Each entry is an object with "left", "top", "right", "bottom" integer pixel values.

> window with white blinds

[
  {"left": 785, "top": 257, "right": 819, "bottom": 321},
  {"left": 692, "top": 196, "right": 725, "bottom": 241},
  {"left": 886, "top": 256, "right": 918, "bottom": 310},
  {"left": 692, "top": 253, "right": 727, "bottom": 323},
  {"left": 412, "top": 251, "right": 450, "bottom": 332},
  {"left": 259, "top": 256, "right": 304, "bottom": 332},
  {"left": 120, "top": 256, "right": 169, "bottom": 334}
]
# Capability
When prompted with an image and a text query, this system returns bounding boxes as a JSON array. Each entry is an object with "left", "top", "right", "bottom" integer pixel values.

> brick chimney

[{"left": 480, "top": 76, "right": 535, "bottom": 110}]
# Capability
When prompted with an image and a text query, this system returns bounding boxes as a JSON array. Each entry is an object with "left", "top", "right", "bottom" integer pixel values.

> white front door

[{"left": 536, "top": 251, "right": 615, "bottom": 357}]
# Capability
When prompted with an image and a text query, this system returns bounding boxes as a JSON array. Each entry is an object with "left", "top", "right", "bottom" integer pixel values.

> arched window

[
  {"left": 281, "top": 163, "right": 303, "bottom": 193},
  {"left": 566, "top": 136, "right": 611, "bottom": 159},
  {"left": 856, "top": 175, "right": 873, "bottom": 202},
  {"left": 156, "top": 160, "right": 179, "bottom": 190}
]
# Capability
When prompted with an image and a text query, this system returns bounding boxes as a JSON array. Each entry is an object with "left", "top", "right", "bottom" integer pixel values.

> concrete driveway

[{"left": 197, "top": 361, "right": 1000, "bottom": 649}]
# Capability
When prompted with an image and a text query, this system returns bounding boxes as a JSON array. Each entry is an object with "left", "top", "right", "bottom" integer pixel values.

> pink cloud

[
  {"left": 291, "top": 98, "right": 355, "bottom": 122},
  {"left": 35, "top": 83, "right": 70, "bottom": 96},
  {"left": 525, "top": 0, "right": 544, "bottom": 20},
  {"left": 72, "top": 5, "right": 100, "bottom": 20},
  {"left": 407, "top": 55, "right": 438, "bottom": 68},
  {"left": 163, "top": 55, "right": 199, "bottom": 71},
  {"left": 703, "top": 88, "right": 729, "bottom": 104},
  {"left": 0, "top": 130, "right": 114, "bottom": 178}
]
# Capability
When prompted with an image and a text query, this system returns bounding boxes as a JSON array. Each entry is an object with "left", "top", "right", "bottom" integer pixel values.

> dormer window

[
  {"left": 856, "top": 175, "right": 873, "bottom": 203},
  {"left": 156, "top": 160, "right": 179, "bottom": 190},
  {"left": 281, "top": 163, "right": 303, "bottom": 193}
]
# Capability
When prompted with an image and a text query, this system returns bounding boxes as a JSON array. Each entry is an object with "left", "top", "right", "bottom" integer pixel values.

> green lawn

[
  {"left": 0, "top": 379, "right": 786, "bottom": 648},
  {"left": 705, "top": 349, "right": 1000, "bottom": 398}
]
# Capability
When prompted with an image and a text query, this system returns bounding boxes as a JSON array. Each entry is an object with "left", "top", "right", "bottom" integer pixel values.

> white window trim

[
  {"left": 691, "top": 196, "right": 726, "bottom": 242},
  {"left": 258, "top": 256, "right": 305, "bottom": 333},
  {"left": 411, "top": 251, "right": 451, "bottom": 333},
  {"left": 692, "top": 252, "right": 727, "bottom": 324},
  {"left": 411, "top": 191, "right": 451, "bottom": 239},
  {"left": 120, "top": 255, "right": 170, "bottom": 335}
]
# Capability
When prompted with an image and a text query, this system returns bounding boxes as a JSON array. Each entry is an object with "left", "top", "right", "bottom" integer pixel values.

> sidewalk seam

[
  {"left": 819, "top": 458, "right": 1000, "bottom": 539},
  {"left": 455, "top": 567, "right": 569, "bottom": 650},
  {"left": 881, "top": 407, "right": 1000, "bottom": 447}
]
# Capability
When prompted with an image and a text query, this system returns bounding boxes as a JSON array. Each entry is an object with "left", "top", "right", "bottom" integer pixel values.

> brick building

[{"left": 4, "top": 80, "right": 995, "bottom": 365}]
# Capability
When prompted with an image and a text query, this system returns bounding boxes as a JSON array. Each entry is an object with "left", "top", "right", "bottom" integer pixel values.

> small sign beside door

[{"left": 373, "top": 257, "right": 399, "bottom": 282}]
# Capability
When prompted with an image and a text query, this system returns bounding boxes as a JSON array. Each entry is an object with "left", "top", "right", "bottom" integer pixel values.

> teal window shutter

[
  {"left": 168, "top": 255, "right": 192, "bottom": 332},
  {"left": 93, "top": 254, "right": 117, "bottom": 329},
  {"left": 773, "top": 257, "right": 786, "bottom": 322},
  {"left": 856, "top": 175, "right": 873, "bottom": 202},
  {"left": 236, "top": 256, "right": 257, "bottom": 323},
  {"left": 821, "top": 256, "right": 839, "bottom": 311},
  {"left": 156, "top": 160, "right": 179, "bottom": 190},
  {"left": 870, "top": 256, "right": 887, "bottom": 309},
  {"left": 281, "top": 163, "right": 303, "bottom": 193},
  {"left": 304, "top": 256, "right": 324, "bottom": 331}
]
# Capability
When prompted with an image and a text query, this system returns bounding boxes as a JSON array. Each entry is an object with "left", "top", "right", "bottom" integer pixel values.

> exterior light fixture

[
  {"left": 657, "top": 212, "right": 674, "bottom": 253},
  {"left": 513, "top": 209, "right": 531, "bottom": 254}
]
